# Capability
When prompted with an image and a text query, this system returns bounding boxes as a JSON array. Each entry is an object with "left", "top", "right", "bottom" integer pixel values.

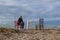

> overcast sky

[{"left": 0, "top": 0, "right": 60, "bottom": 26}]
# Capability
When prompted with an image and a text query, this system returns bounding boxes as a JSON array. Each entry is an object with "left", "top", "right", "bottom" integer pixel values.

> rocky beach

[{"left": 0, "top": 27, "right": 60, "bottom": 40}]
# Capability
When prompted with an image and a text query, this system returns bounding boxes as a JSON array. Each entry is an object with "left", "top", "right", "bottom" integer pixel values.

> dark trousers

[{"left": 20, "top": 22, "right": 24, "bottom": 29}]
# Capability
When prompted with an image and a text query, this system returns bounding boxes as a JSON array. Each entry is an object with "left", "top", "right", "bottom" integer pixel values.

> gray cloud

[{"left": 0, "top": 0, "right": 60, "bottom": 26}]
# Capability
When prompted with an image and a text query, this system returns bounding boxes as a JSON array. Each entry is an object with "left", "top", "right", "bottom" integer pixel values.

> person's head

[{"left": 20, "top": 16, "right": 22, "bottom": 18}]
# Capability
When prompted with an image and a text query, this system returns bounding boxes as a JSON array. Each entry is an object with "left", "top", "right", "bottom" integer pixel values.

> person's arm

[{"left": 18, "top": 18, "right": 21, "bottom": 23}]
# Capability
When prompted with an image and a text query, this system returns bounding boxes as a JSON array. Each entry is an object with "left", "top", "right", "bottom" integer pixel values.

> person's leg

[
  {"left": 18, "top": 25, "right": 22, "bottom": 30},
  {"left": 22, "top": 22, "right": 24, "bottom": 29},
  {"left": 20, "top": 22, "right": 24, "bottom": 30}
]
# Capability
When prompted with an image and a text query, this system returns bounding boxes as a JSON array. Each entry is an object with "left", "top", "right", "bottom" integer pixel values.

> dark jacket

[
  {"left": 18, "top": 18, "right": 23, "bottom": 22},
  {"left": 17, "top": 18, "right": 23, "bottom": 25}
]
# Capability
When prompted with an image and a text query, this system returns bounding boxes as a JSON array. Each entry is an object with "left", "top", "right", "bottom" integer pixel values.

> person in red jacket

[{"left": 14, "top": 20, "right": 18, "bottom": 29}]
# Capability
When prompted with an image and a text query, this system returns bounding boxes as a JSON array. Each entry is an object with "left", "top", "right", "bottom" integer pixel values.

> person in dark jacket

[{"left": 17, "top": 16, "right": 24, "bottom": 29}]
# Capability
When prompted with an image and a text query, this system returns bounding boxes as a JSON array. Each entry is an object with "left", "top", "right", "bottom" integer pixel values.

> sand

[{"left": 0, "top": 27, "right": 60, "bottom": 40}]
